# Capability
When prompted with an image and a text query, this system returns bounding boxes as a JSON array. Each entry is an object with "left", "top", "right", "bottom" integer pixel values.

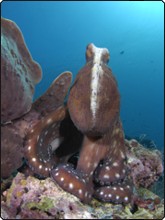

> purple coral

[
  {"left": 125, "top": 139, "right": 163, "bottom": 188},
  {"left": 1, "top": 126, "right": 23, "bottom": 178},
  {"left": 1, "top": 173, "right": 95, "bottom": 219}
]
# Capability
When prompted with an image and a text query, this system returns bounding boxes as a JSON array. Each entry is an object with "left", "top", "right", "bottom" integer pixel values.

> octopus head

[{"left": 68, "top": 43, "right": 120, "bottom": 137}]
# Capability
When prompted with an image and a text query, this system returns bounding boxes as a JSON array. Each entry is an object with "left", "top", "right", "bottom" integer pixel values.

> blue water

[{"left": 2, "top": 1, "right": 164, "bottom": 150}]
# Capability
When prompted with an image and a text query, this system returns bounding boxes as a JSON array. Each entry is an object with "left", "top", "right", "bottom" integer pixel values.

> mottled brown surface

[
  {"left": 68, "top": 63, "right": 120, "bottom": 136},
  {"left": 24, "top": 106, "right": 67, "bottom": 177},
  {"left": 1, "top": 126, "right": 23, "bottom": 178},
  {"left": 32, "top": 72, "right": 72, "bottom": 116},
  {"left": 1, "top": 17, "right": 42, "bottom": 123},
  {"left": 1, "top": 17, "right": 72, "bottom": 178},
  {"left": 1, "top": 70, "right": 72, "bottom": 178}
]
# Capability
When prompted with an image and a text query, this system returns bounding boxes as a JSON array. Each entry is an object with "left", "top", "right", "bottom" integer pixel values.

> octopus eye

[
  {"left": 86, "top": 43, "right": 94, "bottom": 61},
  {"left": 86, "top": 43, "right": 93, "bottom": 50},
  {"left": 102, "top": 50, "right": 110, "bottom": 63}
]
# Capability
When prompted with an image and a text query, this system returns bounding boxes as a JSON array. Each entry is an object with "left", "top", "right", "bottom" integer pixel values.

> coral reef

[
  {"left": 1, "top": 172, "right": 164, "bottom": 219},
  {"left": 1, "top": 127, "right": 23, "bottom": 178},
  {"left": 125, "top": 139, "right": 163, "bottom": 188},
  {"left": 150, "top": 175, "right": 164, "bottom": 199},
  {"left": 1, "top": 173, "right": 95, "bottom": 219}
]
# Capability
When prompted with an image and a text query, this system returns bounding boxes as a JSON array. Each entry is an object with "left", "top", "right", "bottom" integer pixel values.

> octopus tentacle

[
  {"left": 76, "top": 136, "right": 108, "bottom": 177},
  {"left": 52, "top": 133, "right": 111, "bottom": 203},
  {"left": 32, "top": 71, "right": 72, "bottom": 117},
  {"left": 24, "top": 71, "right": 73, "bottom": 177},
  {"left": 92, "top": 119, "right": 133, "bottom": 203},
  {"left": 24, "top": 106, "right": 66, "bottom": 177},
  {"left": 51, "top": 163, "right": 93, "bottom": 203},
  {"left": 51, "top": 135, "right": 103, "bottom": 203},
  {"left": 94, "top": 160, "right": 128, "bottom": 185},
  {"left": 94, "top": 120, "right": 128, "bottom": 185},
  {"left": 94, "top": 181, "right": 133, "bottom": 204}
]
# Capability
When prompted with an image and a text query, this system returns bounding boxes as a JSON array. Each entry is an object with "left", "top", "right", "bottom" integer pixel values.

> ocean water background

[{"left": 2, "top": 1, "right": 164, "bottom": 150}]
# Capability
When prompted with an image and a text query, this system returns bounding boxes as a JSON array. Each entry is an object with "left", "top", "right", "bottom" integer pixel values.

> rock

[{"left": 1, "top": 172, "right": 164, "bottom": 219}]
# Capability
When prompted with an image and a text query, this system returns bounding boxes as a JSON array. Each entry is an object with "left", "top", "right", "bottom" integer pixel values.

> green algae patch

[
  {"left": 20, "top": 179, "right": 27, "bottom": 187},
  {"left": 136, "top": 187, "right": 161, "bottom": 203},
  {"left": 26, "top": 197, "right": 54, "bottom": 212}
]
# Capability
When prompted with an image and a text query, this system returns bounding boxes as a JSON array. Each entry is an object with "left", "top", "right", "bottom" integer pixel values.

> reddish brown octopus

[{"left": 51, "top": 43, "right": 133, "bottom": 204}]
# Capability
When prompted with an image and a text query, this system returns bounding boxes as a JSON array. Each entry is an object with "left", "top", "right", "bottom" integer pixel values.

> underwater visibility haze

[
  {"left": 1, "top": 1, "right": 164, "bottom": 219},
  {"left": 2, "top": 1, "right": 164, "bottom": 150}
]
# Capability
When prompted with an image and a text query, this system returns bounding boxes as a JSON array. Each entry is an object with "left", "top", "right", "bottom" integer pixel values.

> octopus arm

[
  {"left": 94, "top": 183, "right": 133, "bottom": 204},
  {"left": 51, "top": 135, "right": 109, "bottom": 203},
  {"left": 24, "top": 106, "right": 67, "bottom": 177},
  {"left": 51, "top": 163, "right": 93, "bottom": 203},
  {"left": 32, "top": 71, "right": 72, "bottom": 116}
]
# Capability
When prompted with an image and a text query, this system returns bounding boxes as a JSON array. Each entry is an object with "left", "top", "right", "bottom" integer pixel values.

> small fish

[{"left": 120, "top": 50, "right": 125, "bottom": 55}]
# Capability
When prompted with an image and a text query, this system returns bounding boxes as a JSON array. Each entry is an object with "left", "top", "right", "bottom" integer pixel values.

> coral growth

[
  {"left": 1, "top": 172, "right": 164, "bottom": 219},
  {"left": 1, "top": 127, "right": 23, "bottom": 178},
  {"left": 1, "top": 17, "right": 42, "bottom": 124},
  {"left": 1, "top": 173, "right": 95, "bottom": 219},
  {"left": 125, "top": 139, "right": 163, "bottom": 188}
]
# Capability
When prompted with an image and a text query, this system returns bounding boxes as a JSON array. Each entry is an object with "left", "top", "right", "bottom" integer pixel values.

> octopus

[
  {"left": 24, "top": 43, "right": 133, "bottom": 204},
  {"left": 1, "top": 17, "right": 133, "bottom": 205},
  {"left": 51, "top": 44, "right": 133, "bottom": 204}
]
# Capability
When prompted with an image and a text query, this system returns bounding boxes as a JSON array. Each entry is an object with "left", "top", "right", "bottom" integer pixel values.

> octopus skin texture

[
  {"left": 51, "top": 43, "right": 133, "bottom": 204},
  {"left": 23, "top": 71, "right": 74, "bottom": 177}
]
